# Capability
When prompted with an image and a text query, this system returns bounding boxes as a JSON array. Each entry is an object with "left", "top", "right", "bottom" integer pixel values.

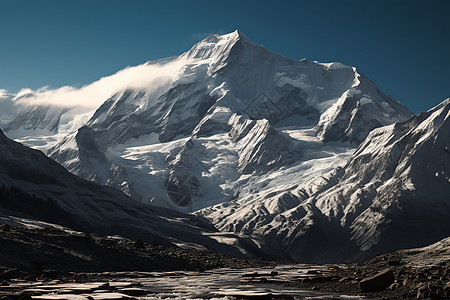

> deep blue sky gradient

[{"left": 0, "top": 0, "right": 449, "bottom": 113}]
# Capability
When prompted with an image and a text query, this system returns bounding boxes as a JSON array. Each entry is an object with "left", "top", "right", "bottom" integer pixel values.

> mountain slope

[
  {"left": 208, "top": 99, "right": 449, "bottom": 262},
  {"left": 0, "top": 129, "right": 283, "bottom": 260},
  {"left": 334, "top": 98, "right": 450, "bottom": 258}
]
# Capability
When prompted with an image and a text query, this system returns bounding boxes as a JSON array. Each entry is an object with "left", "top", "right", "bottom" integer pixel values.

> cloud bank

[{"left": 13, "top": 58, "right": 188, "bottom": 109}]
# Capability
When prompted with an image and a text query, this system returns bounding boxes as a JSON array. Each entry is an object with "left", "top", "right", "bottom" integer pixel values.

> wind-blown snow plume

[{"left": 13, "top": 58, "right": 188, "bottom": 108}]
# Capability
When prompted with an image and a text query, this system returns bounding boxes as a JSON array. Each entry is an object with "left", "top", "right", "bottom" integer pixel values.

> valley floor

[{"left": 1, "top": 220, "right": 448, "bottom": 299}]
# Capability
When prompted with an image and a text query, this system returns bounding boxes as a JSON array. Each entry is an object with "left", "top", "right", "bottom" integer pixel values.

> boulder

[{"left": 359, "top": 269, "right": 394, "bottom": 292}]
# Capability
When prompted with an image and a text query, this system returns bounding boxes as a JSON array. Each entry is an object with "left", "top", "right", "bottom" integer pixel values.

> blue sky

[{"left": 0, "top": 0, "right": 448, "bottom": 113}]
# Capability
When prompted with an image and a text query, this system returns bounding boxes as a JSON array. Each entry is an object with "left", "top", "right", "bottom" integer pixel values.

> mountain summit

[{"left": 182, "top": 30, "right": 253, "bottom": 61}]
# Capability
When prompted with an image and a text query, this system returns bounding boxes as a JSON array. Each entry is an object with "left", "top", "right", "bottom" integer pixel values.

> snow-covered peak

[
  {"left": 7, "top": 31, "right": 411, "bottom": 147},
  {"left": 181, "top": 30, "right": 253, "bottom": 61},
  {"left": 427, "top": 97, "right": 450, "bottom": 114}
]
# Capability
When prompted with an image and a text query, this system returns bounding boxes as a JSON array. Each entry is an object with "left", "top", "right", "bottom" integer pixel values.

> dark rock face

[
  {"left": 0, "top": 186, "right": 82, "bottom": 231},
  {"left": 166, "top": 173, "right": 201, "bottom": 207}
]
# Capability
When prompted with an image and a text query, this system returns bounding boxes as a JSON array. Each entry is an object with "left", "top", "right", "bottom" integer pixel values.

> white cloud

[
  {"left": 13, "top": 58, "right": 188, "bottom": 109},
  {"left": 0, "top": 89, "right": 10, "bottom": 99}
]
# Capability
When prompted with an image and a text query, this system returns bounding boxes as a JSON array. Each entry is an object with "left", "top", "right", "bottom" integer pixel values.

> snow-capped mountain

[
  {"left": 38, "top": 31, "right": 411, "bottom": 212},
  {"left": 200, "top": 99, "right": 450, "bottom": 262},
  {"left": 79, "top": 31, "right": 411, "bottom": 145},
  {"left": 6, "top": 30, "right": 446, "bottom": 263},
  {"left": 0, "top": 129, "right": 283, "bottom": 260},
  {"left": 332, "top": 98, "right": 450, "bottom": 259}
]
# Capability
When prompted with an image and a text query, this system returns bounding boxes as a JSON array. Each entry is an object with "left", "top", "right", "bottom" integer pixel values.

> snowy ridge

[
  {"left": 4, "top": 87, "right": 95, "bottom": 134},
  {"left": 315, "top": 72, "right": 411, "bottom": 143},
  {"left": 181, "top": 30, "right": 244, "bottom": 72},
  {"left": 2, "top": 90, "right": 95, "bottom": 152},
  {"left": 216, "top": 98, "right": 450, "bottom": 262},
  {"left": 341, "top": 98, "right": 450, "bottom": 256}
]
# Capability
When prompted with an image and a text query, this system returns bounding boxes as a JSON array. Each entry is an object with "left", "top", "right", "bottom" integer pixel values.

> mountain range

[{"left": 1, "top": 30, "right": 448, "bottom": 263}]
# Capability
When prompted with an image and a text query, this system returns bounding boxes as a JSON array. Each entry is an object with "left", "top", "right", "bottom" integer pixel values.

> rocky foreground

[
  {"left": 0, "top": 221, "right": 449, "bottom": 299},
  {"left": 290, "top": 236, "right": 450, "bottom": 299}
]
